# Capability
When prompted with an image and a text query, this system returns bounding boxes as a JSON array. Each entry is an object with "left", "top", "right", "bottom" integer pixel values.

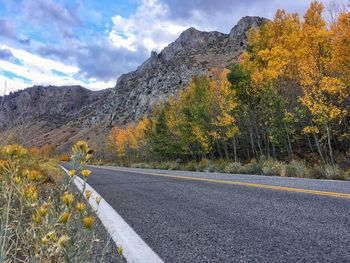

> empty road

[{"left": 62, "top": 164, "right": 350, "bottom": 262}]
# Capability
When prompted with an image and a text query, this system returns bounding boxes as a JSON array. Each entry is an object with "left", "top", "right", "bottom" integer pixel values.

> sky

[{"left": 0, "top": 0, "right": 328, "bottom": 94}]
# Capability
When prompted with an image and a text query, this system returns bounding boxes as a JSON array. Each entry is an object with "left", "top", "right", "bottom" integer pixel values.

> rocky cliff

[
  {"left": 106, "top": 16, "right": 266, "bottom": 125},
  {"left": 0, "top": 16, "right": 266, "bottom": 151}
]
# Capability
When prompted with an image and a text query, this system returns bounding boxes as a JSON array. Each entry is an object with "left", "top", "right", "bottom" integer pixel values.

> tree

[
  {"left": 105, "top": 1, "right": 350, "bottom": 166},
  {"left": 209, "top": 68, "right": 239, "bottom": 160}
]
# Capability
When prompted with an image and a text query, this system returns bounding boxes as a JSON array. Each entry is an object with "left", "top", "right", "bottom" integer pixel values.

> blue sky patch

[
  {"left": 1, "top": 70, "right": 33, "bottom": 84},
  {"left": 52, "top": 69, "right": 69, "bottom": 77}
]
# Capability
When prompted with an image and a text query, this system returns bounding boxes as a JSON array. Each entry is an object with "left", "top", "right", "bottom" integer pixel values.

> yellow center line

[{"left": 108, "top": 167, "right": 350, "bottom": 199}]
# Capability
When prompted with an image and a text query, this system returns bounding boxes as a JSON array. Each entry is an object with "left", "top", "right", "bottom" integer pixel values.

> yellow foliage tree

[{"left": 108, "top": 118, "right": 150, "bottom": 163}]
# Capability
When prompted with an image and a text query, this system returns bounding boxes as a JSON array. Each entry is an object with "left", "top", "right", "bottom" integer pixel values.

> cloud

[
  {"left": 38, "top": 38, "right": 148, "bottom": 82},
  {"left": 0, "top": 44, "right": 115, "bottom": 95},
  {"left": 75, "top": 41, "right": 147, "bottom": 80},
  {"left": 108, "top": 0, "right": 316, "bottom": 54},
  {"left": 0, "top": 19, "right": 17, "bottom": 40},
  {"left": 161, "top": 0, "right": 318, "bottom": 32},
  {"left": 109, "top": 0, "right": 190, "bottom": 52},
  {"left": 0, "top": 18, "right": 31, "bottom": 45},
  {"left": 0, "top": 48, "right": 14, "bottom": 61},
  {"left": 0, "top": 0, "right": 320, "bottom": 94},
  {"left": 24, "top": 0, "right": 81, "bottom": 39}
]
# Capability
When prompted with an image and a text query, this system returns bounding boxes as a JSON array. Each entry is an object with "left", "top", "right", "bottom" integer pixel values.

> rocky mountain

[
  {"left": 0, "top": 85, "right": 110, "bottom": 150},
  {"left": 0, "top": 16, "right": 266, "bottom": 152},
  {"left": 106, "top": 16, "right": 266, "bottom": 125}
]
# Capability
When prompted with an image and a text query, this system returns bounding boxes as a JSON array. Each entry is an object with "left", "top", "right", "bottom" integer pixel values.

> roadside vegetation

[
  {"left": 128, "top": 158, "right": 347, "bottom": 180},
  {"left": 0, "top": 142, "right": 122, "bottom": 262},
  {"left": 107, "top": 1, "right": 350, "bottom": 180}
]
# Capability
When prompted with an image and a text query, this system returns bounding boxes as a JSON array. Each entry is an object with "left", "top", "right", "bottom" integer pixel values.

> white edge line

[{"left": 60, "top": 165, "right": 164, "bottom": 263}]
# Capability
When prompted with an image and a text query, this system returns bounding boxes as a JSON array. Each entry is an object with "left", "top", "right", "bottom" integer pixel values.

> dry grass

[
  {"left": 0, "top": 142, "right": 120, "bottom": 262},
  {"left": 111, "top": 157, "right": 348, "bottom": 181}
]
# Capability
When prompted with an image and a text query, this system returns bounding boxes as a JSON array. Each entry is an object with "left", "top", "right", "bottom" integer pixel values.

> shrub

[
  {"left": 184, "top": 161, "right": 197, "bottom": 171},
  {"left": 164, "top": 161, "right": 181, "bottom": 170},
  {"left": 149, "top": 162, "right": 162, "bottom": 169},
  {"left": 158, "top": 162, "right": 171, "bottom": 169},
  {"left": 149, "top": 161, "right": 181, "bottom": 170},
  {"left": 207, "top": 164, "right": 217, "bottom": 172},
  {"left": 39, "top": 159, "right": 64, "bottom": 184},
  {"left": 341, "top": 167, "right": 350, "bottom": 180},
  {"left": 281, "top": 160, "right": 308, "bottom": 178},
  {"left": 214, "top": 159, "right": 230, "bottom": 172},
  {"left": 224, "top": 162, "right": 244, "bottom": 174},
  {"left": 241, "top": 159, "right": 262, "bottom": 175},
  {"left": 197, "top": 159, "right": 213, "bottom": 172},
  {"left": 131, "top": 163, "right": 152, "bottom": 169},
  {"left": 261, "top": 159, "right": 284, "bottom": 176},
  {"left": 309, "top": 164, "right": 344, "bottom": 180}
]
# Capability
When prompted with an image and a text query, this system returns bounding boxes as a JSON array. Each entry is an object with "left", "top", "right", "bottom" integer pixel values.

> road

[{"left": 62, "top": 164, "right": 350, "bottom": 262}]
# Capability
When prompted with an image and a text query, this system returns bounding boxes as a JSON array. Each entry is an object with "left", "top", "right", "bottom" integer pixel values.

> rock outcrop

[{"left": 105, "top": 16, "right": 266, "bottom": 125}]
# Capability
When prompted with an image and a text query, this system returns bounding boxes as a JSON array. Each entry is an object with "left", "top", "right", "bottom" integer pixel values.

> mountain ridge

[{"left": 0, "top": 16, "right": 267, "bottom": 152}]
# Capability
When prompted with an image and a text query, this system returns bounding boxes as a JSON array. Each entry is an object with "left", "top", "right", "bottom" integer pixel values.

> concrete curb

[{"left": 60, "top": 165, "right": 164, "bottom": 263}]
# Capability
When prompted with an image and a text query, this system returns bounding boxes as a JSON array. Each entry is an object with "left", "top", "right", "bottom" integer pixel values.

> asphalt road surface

[{"left": 62, "top": 164, "right": 350, "bottom": 263}]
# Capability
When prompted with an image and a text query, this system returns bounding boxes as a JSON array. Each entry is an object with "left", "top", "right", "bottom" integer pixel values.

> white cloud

[
  {"left": 109, "top": 0, "right": 190, "bottom": 52},
  {"left": 0, "top": 0, "right": 323, "bottom": 96},
  {"left": 0, "top": 44, "right": 115, "bottom": 94}
]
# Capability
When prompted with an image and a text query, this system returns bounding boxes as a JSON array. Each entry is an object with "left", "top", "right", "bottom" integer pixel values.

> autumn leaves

[{"left": 108, "top": 1, "right": 350, "bottom": 168}]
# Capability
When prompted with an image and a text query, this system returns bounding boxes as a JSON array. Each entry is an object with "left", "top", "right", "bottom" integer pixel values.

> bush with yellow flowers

[{"left": 0, "top": 142, "right": 116, "bottom": 263}]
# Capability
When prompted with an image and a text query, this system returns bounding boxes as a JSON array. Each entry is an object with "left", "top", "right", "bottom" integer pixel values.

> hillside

[
  {"left": 0, "top": 16, "right": 266, "bottom": 152},
  {"left": 0, "top": 85, "right": 110, "bottom": 150}
]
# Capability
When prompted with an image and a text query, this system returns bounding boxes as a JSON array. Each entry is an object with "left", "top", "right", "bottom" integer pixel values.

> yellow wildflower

[
  {"left": 2, "top": 145, "right": 28, "bottom": 158},
  {"left": 32, "top": 211, "right": 42, "bottom": 224},
  {"left": 85, "top": 190, "right": 92, "bottom": 200},
  {"left": 0, "top": 160, "right": 7, "bottom": 171},
  {"left": 28, "top": 170, "right": 43, "bottom": 182},
  {"left": 81, "top": 169, "right": 91, "bottom": 178},
  {"left": 58, "top": 212, "right": 70, "bottom": 224},
  {"left": 96, "top": 196, "right": 102, "bottom": 205},
  {"left": 61, "top": 192, "right": 74, "bottom": 206},
  {"left": 58, "top": 235, "right": 70, "bottom": 247},
  {"left": 68, "top": 169, "right": 76, "bottom": 177},
  {"left": 14, "top": 176, "right": 22, "bottom": 185},
  {"left": 41, "top": 236, "right": 50, "bottom": 246},
  {"left": 72, "top": 141, "right": 89, "bottom": 154},
  {"left": 82, "top": 216, "right": 95, "bottom": 229},
  {"left": 23, "top": 185, "right": 39, "bottom": 202},
  {"left": 86, "top": 154, "right": 93, "bottom": 161},
  {"left": 47, "top": 231, "right": 57, "bottom": 241},
  {"left": 117, "top": 247, "right": 123, "bottom": 256},
  {"left": 38, "top": 203, "right": 50, "bottom": 217},
  {"left": 75, "top": 202, "right": 86, "bottom": 213}
]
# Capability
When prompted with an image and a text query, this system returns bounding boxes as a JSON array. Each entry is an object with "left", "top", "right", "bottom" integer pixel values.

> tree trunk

[
  {"left": 223, "top": 141, "right": 229, "bottom": 160},
  {"left": 272, "top": 144, "right": 277, "bottom": 159},
  {"left": 306, "top": 134, "right": 314, "bottom": 152},
  {"left": 232, "top": 136, "right": 237, "bottom": 162},
  {"left": 313, "top": 133, "right": 325, "bottom": 163},
  {"left": 249, "top": 127, "right": 257, "bottom": 158},
  {"left": 285, "top": 125, "right": 293, "bottom": 161},
  {"left": 216, "top": 140, "right": 223, "bottom": 159},
  {"left": 326, "top": 124, "right": 335, "bottom": 167}
]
